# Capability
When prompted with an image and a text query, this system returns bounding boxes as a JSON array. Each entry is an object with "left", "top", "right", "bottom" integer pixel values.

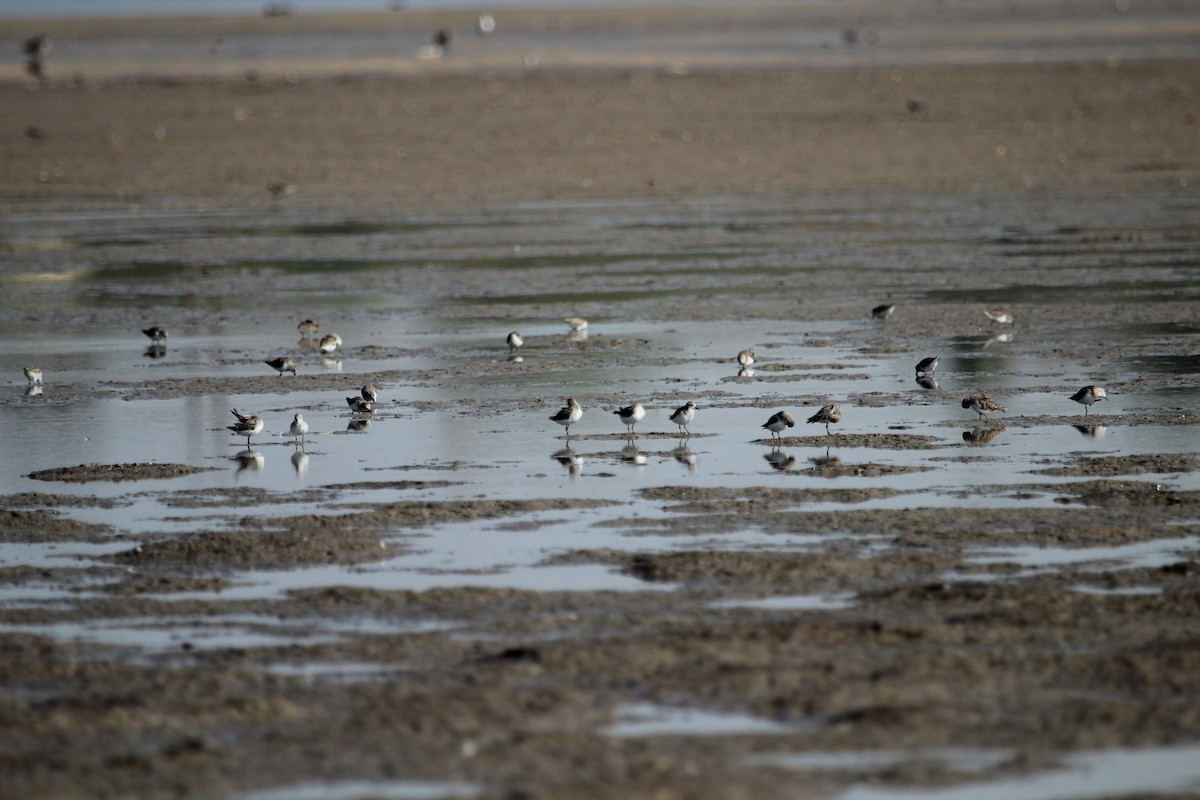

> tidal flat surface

[{"left": 2, "top": 188, "right": 1200, "bottom": 799}]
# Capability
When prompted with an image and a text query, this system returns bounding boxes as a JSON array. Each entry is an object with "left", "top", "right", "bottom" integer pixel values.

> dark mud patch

[
  {"left": 756, "top": 433, "right": 942, "bottom": 449},
  {"left": 157, "top": 487, "right": 333, "bottom": 508},
  {"left": 0, "top": 492, "right": 131, "bottom": 509},
  {"left": 0, "top": 507, "right": 113, "bottom": 542},
  {"left": 765, "top": 456, "right": 934, "bottom": 478},
  {"left": 641, "top": 485, "right": 910, "bottom": 512},
  {"left": 1034, "top": 453, "right": 1199, "bottom": 477},
  {"left": 320, "top": 480, "right": 461, "bottom": 492},
  {"left": 111, "top": 527, "right": 397, "bottom": 573},
  {"left": 26, "top": 463, "right": 217, "bottom": 483},
  {"left": 1051, "top": 479, "right": 1200, "bottom": 508}
]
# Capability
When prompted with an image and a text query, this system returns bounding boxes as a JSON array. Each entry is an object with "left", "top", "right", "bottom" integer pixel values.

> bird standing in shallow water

[
  {"left": 265, "top": 356, "right": 297, "bottom": 376},
  {"left": 962, "top": 393, "right": 1006, "bottom": 420},
  {"left": 550, "top": 397, "right": 583, "bottom": 436},
  {"left": 23, "top": 366, "right": 42, "bottom": 384},
  {"left": 737, "top": 349, "right": 756, "bottom": 368},
  {"left": 319, "top": 333, "right": 341, "bottom": 354},
  {"left": 613, "top": 402, "right": 646, "bottom": 436},
  {"left": 361, "top": 384, "right": 378, "bottom": 403},
  {"left": 669, "top": 401, "right": 697, "bottom": 436},
  {"left": 297, "top": 319, "right": 319, "bottom": 336},
  {"left": 228, "top": 409, "right": 264, "bottom": 447},
  {"left": 346, "top": 397, "right": 375, "bottom": 414},
  {"left": 915, "top": 356, "right": 939, "bottom": 376},
  {"left": 1069, "top": 386, "right": 1107, "bottom": 415},
  {"left": 761, "top": 410, "right": 795, "bottom": 441},
  {"left": 289, "top": 413, "right": 309, "bottom": 444},
  {"left": 142, "top": 326, "right": 168, "bottom": 344},
  {"left": 872, "top": 304, "right": 896, "bottom": 320},
  {"left": 807, "top": 403, "right": 843, "bottom": 435},
  {"left": 507, "top": 332, "right": 523, "bottom": 353},
  {"left": 984, "top": 309, "right": 1014, "bottom": 325}
]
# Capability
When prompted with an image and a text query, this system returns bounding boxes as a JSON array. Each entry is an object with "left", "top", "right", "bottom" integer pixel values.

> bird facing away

[
  {"left": 1069, "top": 386, "right": 1107, "bottom": 415},
  {"left": 984, "top": 309, "right": 1014, "bottom": 325},
  {"left": 361, "top": 383, "right": 379, "bottom": 403},
  {"left": 346, "top": 397, "right": 375, "bottom": 414},
  {"left": 915, "top": 356, "right": 940, "bottom": 375},
  {"left": 550, "top": 397, "right": 583, "bottom": 436},
  {"left": 962, "top": 393, "right": 1006, "bottom": 420},
  {"left": 265, "top": 356, "right": 296, "bottom": 376},
  {"left": 142, "top": 326, "right": 168, "bottom": 343},
  {"left": 669, "top": 401, "right": 698, "bottom": 435},
  {"left": 297, "top": 319, "right": 319, "bottom": 336},
  {"left": 289, "top": 413, "right": 309, "bottom": 443},
  {"left": 737, "top": 349, "right": 756, "bottom": 367},
  {"left": 872, "top": 304, "right": 896, "bottom": 320},
  {"left": 23, "top": 366, "right": 42, "bottom": 384},
  {"left": 807, "top": 402, "right": 843, "bottom": 435},
  {"left": 613, "top": 402, "right": 646, "bottom": 435},
  {"left": 228, "top": 409, "right": 264, "bottom": 447},
  {"left": 507, "top": 332, "right": 524, "bottom": 352},
  {"left": 761, "top": 410, "right": 796, "bottom": 440}
]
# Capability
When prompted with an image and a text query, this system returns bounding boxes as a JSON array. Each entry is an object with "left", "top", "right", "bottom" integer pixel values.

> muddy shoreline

[{"left": 3, "top": 5, "right": 1200, "bottom": 800}]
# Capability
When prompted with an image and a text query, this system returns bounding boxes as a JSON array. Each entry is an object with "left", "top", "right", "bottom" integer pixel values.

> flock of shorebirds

[{"left": 19, "top": 308, "right": 1110, "bottom": 450}]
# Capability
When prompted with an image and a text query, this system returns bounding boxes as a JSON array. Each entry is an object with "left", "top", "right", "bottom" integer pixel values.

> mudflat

[{"left": 2, "top": 4, "right": 1200, "bottom": 800}]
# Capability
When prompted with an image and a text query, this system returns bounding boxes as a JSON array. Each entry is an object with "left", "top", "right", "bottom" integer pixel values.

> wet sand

[{"left": 3, "top": 4, "right": 1200, "bottom": 800}]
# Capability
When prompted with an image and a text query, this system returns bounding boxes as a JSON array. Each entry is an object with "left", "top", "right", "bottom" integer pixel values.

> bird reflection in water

[
  {"left": 962, "top": 426, "right": 1005, "bottom": 445},
  {"left": 984, "top": 332, "right": 1014, "bottom": 348},
  {"left": 24, "top": 384, "right": 43, "bottom": 397},
  {"left": 620, "top": 441, "right": 647, "bottom": 467},
  {"left": 291, "top": 449, "right": 310, "bottom": 477},
  {"left": 144, "top": 344, "right": 167, "bottom": 359},
  {"left": 551, "top": 446, "right": 583, "bottom": 478},
  {"left": 672, "top": 442, "right": 697, "bottom": 471},
  {"left": 915, "top": 374, "right": 940, "bottom": 391},
  {"left": 234, "top": 450, "right": 264, "bottom": 476},
  {"left": 1073, "top": 424, "right": 1107, "bottom": 439},
  {"left": 347, "top": 418, "right": 372, "bottom": 432},
  {"left": 764, "top": 448, "right": 796, "bottom": 472}
]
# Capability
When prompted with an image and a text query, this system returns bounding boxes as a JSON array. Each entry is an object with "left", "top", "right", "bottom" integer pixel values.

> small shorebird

[
  {"left": 297, "top": 319, "right": 319, "bottom": 336},
  {"left": 319, "top": 333, "right": 342, "bottom": 354},
  {"left": 507, "top": 331, "right": 524, "bottom": 353},
  {"left": 669, "top": 401, "right": 697, "bottom": 435},
  {"left": 265, "top": 356, "right": 297, "bottom": 376},
  {"left": 361, "top": 383, "right": 379, "bottom": 403},
  {"left": 737, "top": 349, "right": 756, "bottom": 368},
  {"left": 142, "top": 326, "right": 168, "bottom": 344},
  {"left": 962, "top": 393, "right": 1006, "bottom": 420},
  {"left": 1069, "top": 386, "right": 1107, "bottom": 415},
  {"left": 761, "top": 410, "right": 795, "bottom": 441},
  {"left": 228, "top": 409, "right": 264, "bottom": 447},
  {"left": 984, "top": 309, "right": 1014, "bottom": 325},
  {"left": 564, "top": 317, "right": 588, "bottom": 332},
  {"left": 872, "top": 304, "right": 896, "bottom": 320},
  {"left": 550, "top": 397, "right": 583, "bottom": 436},
  {"left": 915, "top": 356, "right": 940, "bottom": 376},
  {"left": 613, "top": 402, "right": 646, "bottom": 435},
  {"left": 23, "top": 366, "right": 42, "bottom": 384},
  {"left": 346, "top": 396, "right": 375, "bottom": 414},
  {"left": 289, "top": 412, "right": 309, "bottom": 443},
  {"left": 807, "top": 402, "right": 843, "bottom": 435}
]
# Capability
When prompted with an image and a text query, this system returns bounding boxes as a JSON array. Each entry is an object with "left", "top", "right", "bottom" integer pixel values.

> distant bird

[
  {"left": 737, "top": 349, "right": 756, "bottom": 367},
  {"left": 228, "top": 409, "right": 264, "bottom": 447},
  {"left": 142, "top": 326, "right": 168, "bottom": 344},
  {"left": 984, "top": 309, "right": 1014, "bottom": 325},
  {"left": 962, "top": 393, "right": 1006, "bottom": 420},
  {"left": 23, "top": 366, "right": 42, "bottom": 384},
  {"left": 872, "top": 304, "right": 896, "bottom": 320},
  {"left": 669, "top": 401, "right": 698, "bottom": 435},
  {"left": 265, "top": 356, "right": 296, "bottom": 376},
  {"left": 565, "top": 317, "right": 588, "bottom": 332},
  {"left": 346, "top": 397, "right": 375, "bottom": 414},
  {"left": 297, "top": 319, "right": 319, "bottom": 336},
  {"left": 24, "top": 34, "right": 50, "bottom": 79},
  {"left": 507, "top": 331, "right": 524, "bottom": 353},
  {"left": 289, "top": 413, "right": 309, "bottom": 443},
  {"left": 319, "top": 333, "right": 341, "bottom": 354},
  {"left": 433, "top": 28, "right": 453, "bottom": 48},
  {"left": 361, "top": 383, "right": 379, "bottom": 403},
  {"left": 915, "top": 356, "right": 940, "bottom": 376},
  {"left": 1069, "top": 386, "right": 1107, "bottom": 415},
  {"left": 761, "top": 410, "right": 795, "bottom": 441},
  {"left": 807, "top": 402, "right": 843, "bottom": 435},
  {"left": 550, "top": 397, "right": 583, "bottom": 436},
  {"left": 476, "top": 12, "right": 496, "bottom": 35},
  {"left": 613, "top": 402, "right": 646, "bottom": 435}
]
